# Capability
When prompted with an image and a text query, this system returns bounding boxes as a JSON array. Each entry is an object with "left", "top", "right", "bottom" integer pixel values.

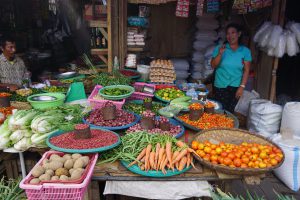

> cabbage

[
  {"left": 13, "top": 137, "right": 32, "bottom": 151},
  {"left": 8, "top": 110, "right": 40, "bottom": 131}
]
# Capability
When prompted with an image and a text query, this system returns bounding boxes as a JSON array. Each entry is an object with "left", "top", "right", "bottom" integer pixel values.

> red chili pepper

[{"left": 0, "top": 93, "right": 11, "bottom": 97}]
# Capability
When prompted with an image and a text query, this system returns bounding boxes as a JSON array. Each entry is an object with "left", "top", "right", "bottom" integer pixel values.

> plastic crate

[
  {"left": 88, "top": 85, "right": 125, "bottom": 109},
  {"left": 20, "top": 151, "right": 98, "bottom": 200},
  {"left": 128, "top": 82, "right": 155, "bottom": 100}
]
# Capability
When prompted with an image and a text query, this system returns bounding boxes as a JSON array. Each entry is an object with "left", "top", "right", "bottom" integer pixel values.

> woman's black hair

[{"left": 225, "top": 23, "right": 243, "bottom": 44}]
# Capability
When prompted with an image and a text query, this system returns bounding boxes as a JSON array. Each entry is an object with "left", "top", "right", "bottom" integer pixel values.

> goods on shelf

[
  {"left": 149, "top": 59, "right": 176, "bottom": 83},
  {"left": 125, "top": 54, "right": 137, "bottom": 68},
  {"left": 127, "top": 28, "right": 146, "bottom": 47}
]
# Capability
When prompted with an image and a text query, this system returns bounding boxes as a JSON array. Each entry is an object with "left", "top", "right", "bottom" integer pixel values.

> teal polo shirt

[{"left": 212, "top": 43, "right": 252, "bottom": 88}]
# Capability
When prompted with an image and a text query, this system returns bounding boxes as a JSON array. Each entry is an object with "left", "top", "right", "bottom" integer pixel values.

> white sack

[
  {"left": 191, "top": 72, "right": 203, "bottom": 80},
  {"left": 268, "top": 25, "right": 283, "bottom": 49},
  {"left": 192, "top": 51, "right": 205, "bottom": 63},
  {"left": 195, "top": 30, "right": 218, "bottom": 40},
  {"left": 235, "top": 90, "right": 260, "bottom": 116},
  {"left": 192, "top": 62, "right": 204, "bottom": 71},
  {"left": 281, "top": 102, "right": 300, "bottom": 137},
  {"left": 171, "top": 59, "right": 190, "bottom": 71},
  {"left": 254, "top": 21, "right": 272, "bottom": 43}
]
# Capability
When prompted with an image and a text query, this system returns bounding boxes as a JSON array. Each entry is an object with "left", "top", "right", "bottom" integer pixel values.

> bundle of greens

[
  {"left": 92, "top": 70, "right": 131, "bottom": 87},
  {"left": 0, "top": 177, "right": 25, "bottom": 200}
]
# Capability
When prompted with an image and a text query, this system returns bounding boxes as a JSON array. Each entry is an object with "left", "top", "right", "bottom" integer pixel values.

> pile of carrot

[{"left": 128, "top": 140, "right": 196, "bottom": 174}]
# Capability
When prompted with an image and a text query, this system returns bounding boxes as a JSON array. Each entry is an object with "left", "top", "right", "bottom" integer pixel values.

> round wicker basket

[{"left": 192, "top": 128, "right": 285, "bottom": 175}]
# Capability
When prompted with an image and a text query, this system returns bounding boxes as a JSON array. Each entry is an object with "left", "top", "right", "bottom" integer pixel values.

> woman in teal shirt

[{"left": 211, "top": 23, "right": 252, "bottom": 113}]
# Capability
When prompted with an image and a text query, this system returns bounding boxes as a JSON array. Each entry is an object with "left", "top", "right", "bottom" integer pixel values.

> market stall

[{"left": 0, "top": 0, "right": 300, "bottom": 200}]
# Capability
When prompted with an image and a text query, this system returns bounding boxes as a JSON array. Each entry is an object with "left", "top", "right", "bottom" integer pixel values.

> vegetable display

[
  {"left": 0, "top": 92, "right": 12, "bottom": 97},
  {"left": 29, "top": 153, "right": 90, "bottom": 184},
  {"left": 0, "top": 177, "right": 25, "bottom": 200},
  {"left": 43, "top": 86, "right": 68, "bottom": 93},
  {"left": 85, "top": 109, "right": 135, "bottom": 127},
  {"left": 92, "top": 70, "right": 131, "bottom": 87},
  {"left": 169, "top": 96, "right": 192, "bottom": 110},
  {"left": 177, "top": 113, "right": 234, "bottom": 130},
  {"left": 192, "top": 140, "right": 284, "bottom": 169},
  {"left": 49, "top": 129, "right": 119, "bottom": 149},
  {"left": 100, "top": 132, "right": 195, "bottom": 174},
  {"left": 124, "top": 101, "right": 164, "bottom": 115},
  {"left": 155, "top": 88, "right": 185, "bottom": 102},
  {"left": 102, "top": 88, "right": 130, "bottom": 96},
  {"left": 0, "top": 105, "right": 84, "bottom": 151},
  {"left": 10, "top": 88, "right": 42, "bottom": 102},
  {"left": 0, "top": 106, "right": 14, "bottom": 116}
]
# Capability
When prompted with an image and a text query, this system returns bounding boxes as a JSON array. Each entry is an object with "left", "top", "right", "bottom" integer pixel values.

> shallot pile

[{"left": 85, "top": 109, "right": 135, "bottom": 127}]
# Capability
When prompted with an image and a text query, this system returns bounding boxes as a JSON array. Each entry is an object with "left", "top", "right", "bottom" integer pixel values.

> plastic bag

[
  {"left": 274, "top": 31, "right": 287, "bottom": 58},
  {"left": 191, "top": 72, "right": 203, "bottom": 80},
  {"left": 171, "top": 59, "right": 189, "bottom": 71},
  {"left": 258, "top": 25, "right": 273, "bottom": 47},
  {"left": 192, "top": 62, "right": 204, "bottom": 72},
  {"left": 267, "top": 47, "right": 275, "bottom": 57},
  {"left": 234, "top": 90, "right": 260, "bottom": 116},
  {"left": 192, "top": 52, "right": 205, "bottom": 63},
  {"left": 268, "top": 25, "right": 283, "bottom": 49},
  {"left": 175, "top": 70, "right": 190, "bottom": 80},
  {"left": 195, "top": 30, "right": 218, "bottom": 40},
  {"left": 158, "top": 105, "right": 182, "bottom": 118},
  {"left": 288, "top": 22, "right": 300, "bottom": 45},
  {"left": 253, "top": 21, "right": 272, "bottom": 43},
  {"left": 286, "top": 31, "right": 299, "bottom": 56},
  {"left": 204, "top": 45, "right": 216, "bottom": 58},
  {"left": 193, "top": 40, "right": 214, "bottom": 51}
]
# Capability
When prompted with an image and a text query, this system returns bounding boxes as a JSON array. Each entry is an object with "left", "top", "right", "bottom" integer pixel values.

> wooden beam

[
  {"left": 269, "top": 0, "right": 286, "bottom": 102},
  {"left": 99, "top": 27, "right": 108, "bottom": 40},
  {"left": 107, "top": 0, "right": 113, "bottom": 72},
  {"left": 88, "top": 20, "right": 107, "bottom": 28},
  {"left": 119, "top": 0, "right": 127, "bottom": 69}
]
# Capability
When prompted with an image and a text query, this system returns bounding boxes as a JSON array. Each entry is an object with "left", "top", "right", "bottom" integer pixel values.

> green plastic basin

[
  {"left": 27, "top": 92, "right": 66, "bottom": 109},
  {"left": 99, "top": 85, "right": 135, "bottom": 100}
]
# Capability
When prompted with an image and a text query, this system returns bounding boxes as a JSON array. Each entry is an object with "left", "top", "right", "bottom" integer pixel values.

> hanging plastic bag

[
  {"left": 286, "top": 31, "right": 299, "bottom": 56},
  {"left": 267, "top": 47, "right": 275, "bottom": 57},
  {"left": 274, "top": 31, "right": 287, "bottom": 58},
  {"left": 253, "top": 21, "right": 272, "bottom": 43},
  {"left": 289, "top": 22, "right": 300, "bottom": 45},
  {"left": 268, "top": 25, "right": 283, "bottom": 49},
  {"left": 258, "top": 25, "right": 273, "bottom": 48}
]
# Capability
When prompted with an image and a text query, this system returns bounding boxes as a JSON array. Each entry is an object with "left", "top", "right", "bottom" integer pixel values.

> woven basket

[
  {"left": 192, "top": 128, "right": 285, "bottom": 175},
  {"left": 11, "top": 101, "right": 32, "bottom": 110}
]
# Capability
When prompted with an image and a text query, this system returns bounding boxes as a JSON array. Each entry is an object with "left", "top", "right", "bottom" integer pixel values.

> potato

[
  {"left": 55, "top": 168, "right": 69, "bottom": 177},
  {"left": 42, "top": 158, "right": 49, "bottom": 166},
  {"left": 45, "top": 169, "right": 54, "bottom": 176},
  {"left": 73, "top": 159, "right": 84, "bottom": 169},
  {"left": 30, "top": 178, "right": 40, "bottom": 184},
  {"left": 51, "top": 176, "right": 59, "bottom": 181},
  {"left": 71, "top": 153, "right": 82, "bottom": 160},
  {"left": 50, "top": 154, "right": 65, "bottom": 163},
  {"left": 80, "top": 156, "right": 90, "bottom": 167},
  {"left": 39, "top": 174, "right": 51, "bottom": 181},
  {"left": 64, "top": 159, "right": 74, "bottom": 170},
  {"left": 44, "top": 161, "right": 63, "bottom": 171},
  {"left": 70, "top": 168, "right": 84, "bottom": 180},
  {"left": 69, "top": 168, "right": 75, "bottom": 175},
  {"left": 31, "top": 165, "right": 45, "bottom": 178},
  {"left": 63, "top": 154, "right": 72, "bottom": 160},
  {"left": 59, "top": 175, "right": 69, "bottom": 181}
]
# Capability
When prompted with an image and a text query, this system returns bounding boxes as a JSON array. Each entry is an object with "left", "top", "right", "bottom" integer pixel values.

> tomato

[
  {"left": 210, "top": 155, "right": 218, "bottom": 162},
  {"left": 270, "top": 159, "right": 278, "bottom": 166},
  {"left": 259, "top": 162, "right": 267, "bottom": 168},
  {"left": 203, "top": 154, "right": 211, "bottom": 162},
  {"left": 220, "top": 152, "right": 228, "bottom": 158},
  {"left": 204, "top": 147, "right": 212, "bottom": 153},
  {"left": 217, "top": 157, "right": 224, "bottom": 164},
  {"left": 196, "top": 150, "right": 205, "bottom": 158},
  {"left": 227, "top": 153, "right": 236, "bottom": 160},
  {"left": 210, "top": 150, "right": 217, "bottom": 156},
  {"left": 198, "top": 143, "right": 204, "bottom": 150},
  {"left": 275, "top": 156, "right": 282, "bottom": 162},
  {"left": 223, "top": 157, "right": 232, "bottom": 166},
  {"left": 241, "top": 157, "right": 250, "bottom": 164},
  {"left": 251, "top": 147, "right": 259, "bottom": 154},
  {"left": 259, "top": 151, "right": 268, "bottom": 159},
  {"left": 233, "top": 158, "right": 242, "bottom": 167},
  {"left": 211, "top": 144, "right": 217, "bottom": 150},
  {"left": 191, "top": 141, "right": 199, "bottom": 150}
]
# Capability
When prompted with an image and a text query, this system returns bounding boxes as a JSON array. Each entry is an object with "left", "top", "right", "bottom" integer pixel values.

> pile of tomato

[{"left": 191, "top": 140, "right": 284, "bottom": 169}]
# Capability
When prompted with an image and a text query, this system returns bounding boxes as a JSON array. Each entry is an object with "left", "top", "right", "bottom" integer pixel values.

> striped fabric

[{"left": 0, "top": 54, "right": 27, "bottom": 86}]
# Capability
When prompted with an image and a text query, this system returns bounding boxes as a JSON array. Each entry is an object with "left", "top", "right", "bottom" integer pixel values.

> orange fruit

[
  {"left": 204, "top": 147, "right": 212, "bottom": 153},
  {"left": 233, "top": 158, "right": 242, "bottom": 167},
  {"left": 191, "top": 141, "right": 199, "bottom": 150},
  {"left": 270, "top": 159, "right": 278, "bottom": 166},
  {"left": 251, "top": 147, "right": 259, "bottom": 154},
  {"left": 227, "top": 153, "right": 236, "bottom": 160},
  {"left": 197, "top": 143, "right": 204, "bottom": 150},
  {"left": 215, "top": 147, "right": 222, "bottom": 155},
  {"left": 223, "top": 157, "right": 232, "bottom": 166},
  {"left": 241, "top": 157, "right": 250, "bottom": 164}
]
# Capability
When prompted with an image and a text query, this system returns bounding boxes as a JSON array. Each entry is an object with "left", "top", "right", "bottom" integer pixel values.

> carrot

[
  {"left": 165, "top": 141, "right": 173, "bottom": 169},
  {"left": 141, "top": 156, "right": 145, "bottom": 163},
  {"left": 190, "top": 156, "right": 198, "bottom": 170},
  {"left": 176, "top": 140, "right": 197, "bottom": 154},
  {"left": 149, "top": 151, "right": 155, "bottom": 170},
  {"left": 161, "top": 155, "right": 169, "bottom": 171},
  {"left": 176, "top": 161, "right": 179, "bottom": 170},
  {"left": 128, "top": 148, "right": 147, "bottom": 167},
  {"left": 186, "top": 152, "right": 191, "bottom": 168},
  {"left": 144, "top": 144, "right": 152, "bottom": 170},
  {"left": 154, "top": 143, "right": 160, "bottom": 169},
  {"left": 159, "top": 154, "right": 166, "bottom": 170},
  {"left": 178, "top": 156, "right": 187, "bottom": 171},
  {"left": 171, "top": 151, "right": 179, "bottom": 172},
  {"left": 172, "top": 149, "right": 188, "bottom": 164},
  {"left": 157, "top": 147, "right": 165, "bottom": 170}
]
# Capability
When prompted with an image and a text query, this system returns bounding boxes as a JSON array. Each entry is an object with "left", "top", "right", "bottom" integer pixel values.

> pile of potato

[{"left": 29, "top": 153, "right": 90, "bottom": 184}]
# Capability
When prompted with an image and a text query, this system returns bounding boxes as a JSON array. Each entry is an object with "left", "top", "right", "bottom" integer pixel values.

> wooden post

[
  {"left": 107, "top": 0, "right": 113, "bottom": 72},
  {"left": 269, "top": 0, "right": 286, "bottom": 102},
  {"left": 118, "top": 0, "right": 127, "bottom": 69}
]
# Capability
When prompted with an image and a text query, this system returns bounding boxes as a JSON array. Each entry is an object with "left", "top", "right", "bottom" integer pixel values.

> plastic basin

[{"left": 27, "top": 93, "right": 65, "bottom": 109}]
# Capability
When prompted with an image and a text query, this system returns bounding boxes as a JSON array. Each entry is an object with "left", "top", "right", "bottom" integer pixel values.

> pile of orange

[{"left": 191, "top": 140, "right": 283, "bottom": 169}]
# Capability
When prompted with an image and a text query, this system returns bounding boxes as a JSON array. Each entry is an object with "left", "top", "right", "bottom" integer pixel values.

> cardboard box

[{"left": 84, "top": 4, "right": 107, "bottom": 20}]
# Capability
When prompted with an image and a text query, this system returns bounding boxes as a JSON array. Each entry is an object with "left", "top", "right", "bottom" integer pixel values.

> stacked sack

[
  {"left": 170, "top": 59, "right": 190, "bottom": 81},
  {"left": 191, "top": 14, "right": 219, "bottom": 80},
  {"left": 253, "top": 21, "right": 300, "bottom": 57}
]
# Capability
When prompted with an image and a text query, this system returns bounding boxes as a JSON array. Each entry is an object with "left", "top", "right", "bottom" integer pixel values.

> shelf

[
  {"left": 127, "top": 47, "right": 144, "bottom": 52},
  {"left": 91, "top": 48, "right": 108, "bottom": 55},
  {"left": 88, "top": 20, "right": 107, "bottom": 28}
]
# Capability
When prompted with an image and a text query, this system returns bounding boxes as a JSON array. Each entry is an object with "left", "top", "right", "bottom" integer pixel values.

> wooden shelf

[
  {"left": 91, "top": 48, "right": 108, "bottom": 55},
  {"left": 127, "top": 47, "right": 144, "bottom": 52},
  {"left": 88, "top": 20, "right": 107, "bottom": 28}
]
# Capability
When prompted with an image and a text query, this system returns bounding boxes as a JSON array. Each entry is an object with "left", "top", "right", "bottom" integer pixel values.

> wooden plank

[
  {"left": 98, "top": 55, "right": 108, "bottom": 65},
  {"left": 88, "top": 20, "right": 108, "bottom": 28},
  {"left": 107, "top": 0, "right": 113, "bottom": 72},
  {"left": 99, "top": 27, "right": 108, "bottom": 40},
  {"left": 269, "top": 0, "right": 287, "bottom": 102},
  {"left": 91, "top": 48, "right": 109, "bottom": 54},
  {"left": 127, "top": 47, "right": 144, "bottom": 52}
]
